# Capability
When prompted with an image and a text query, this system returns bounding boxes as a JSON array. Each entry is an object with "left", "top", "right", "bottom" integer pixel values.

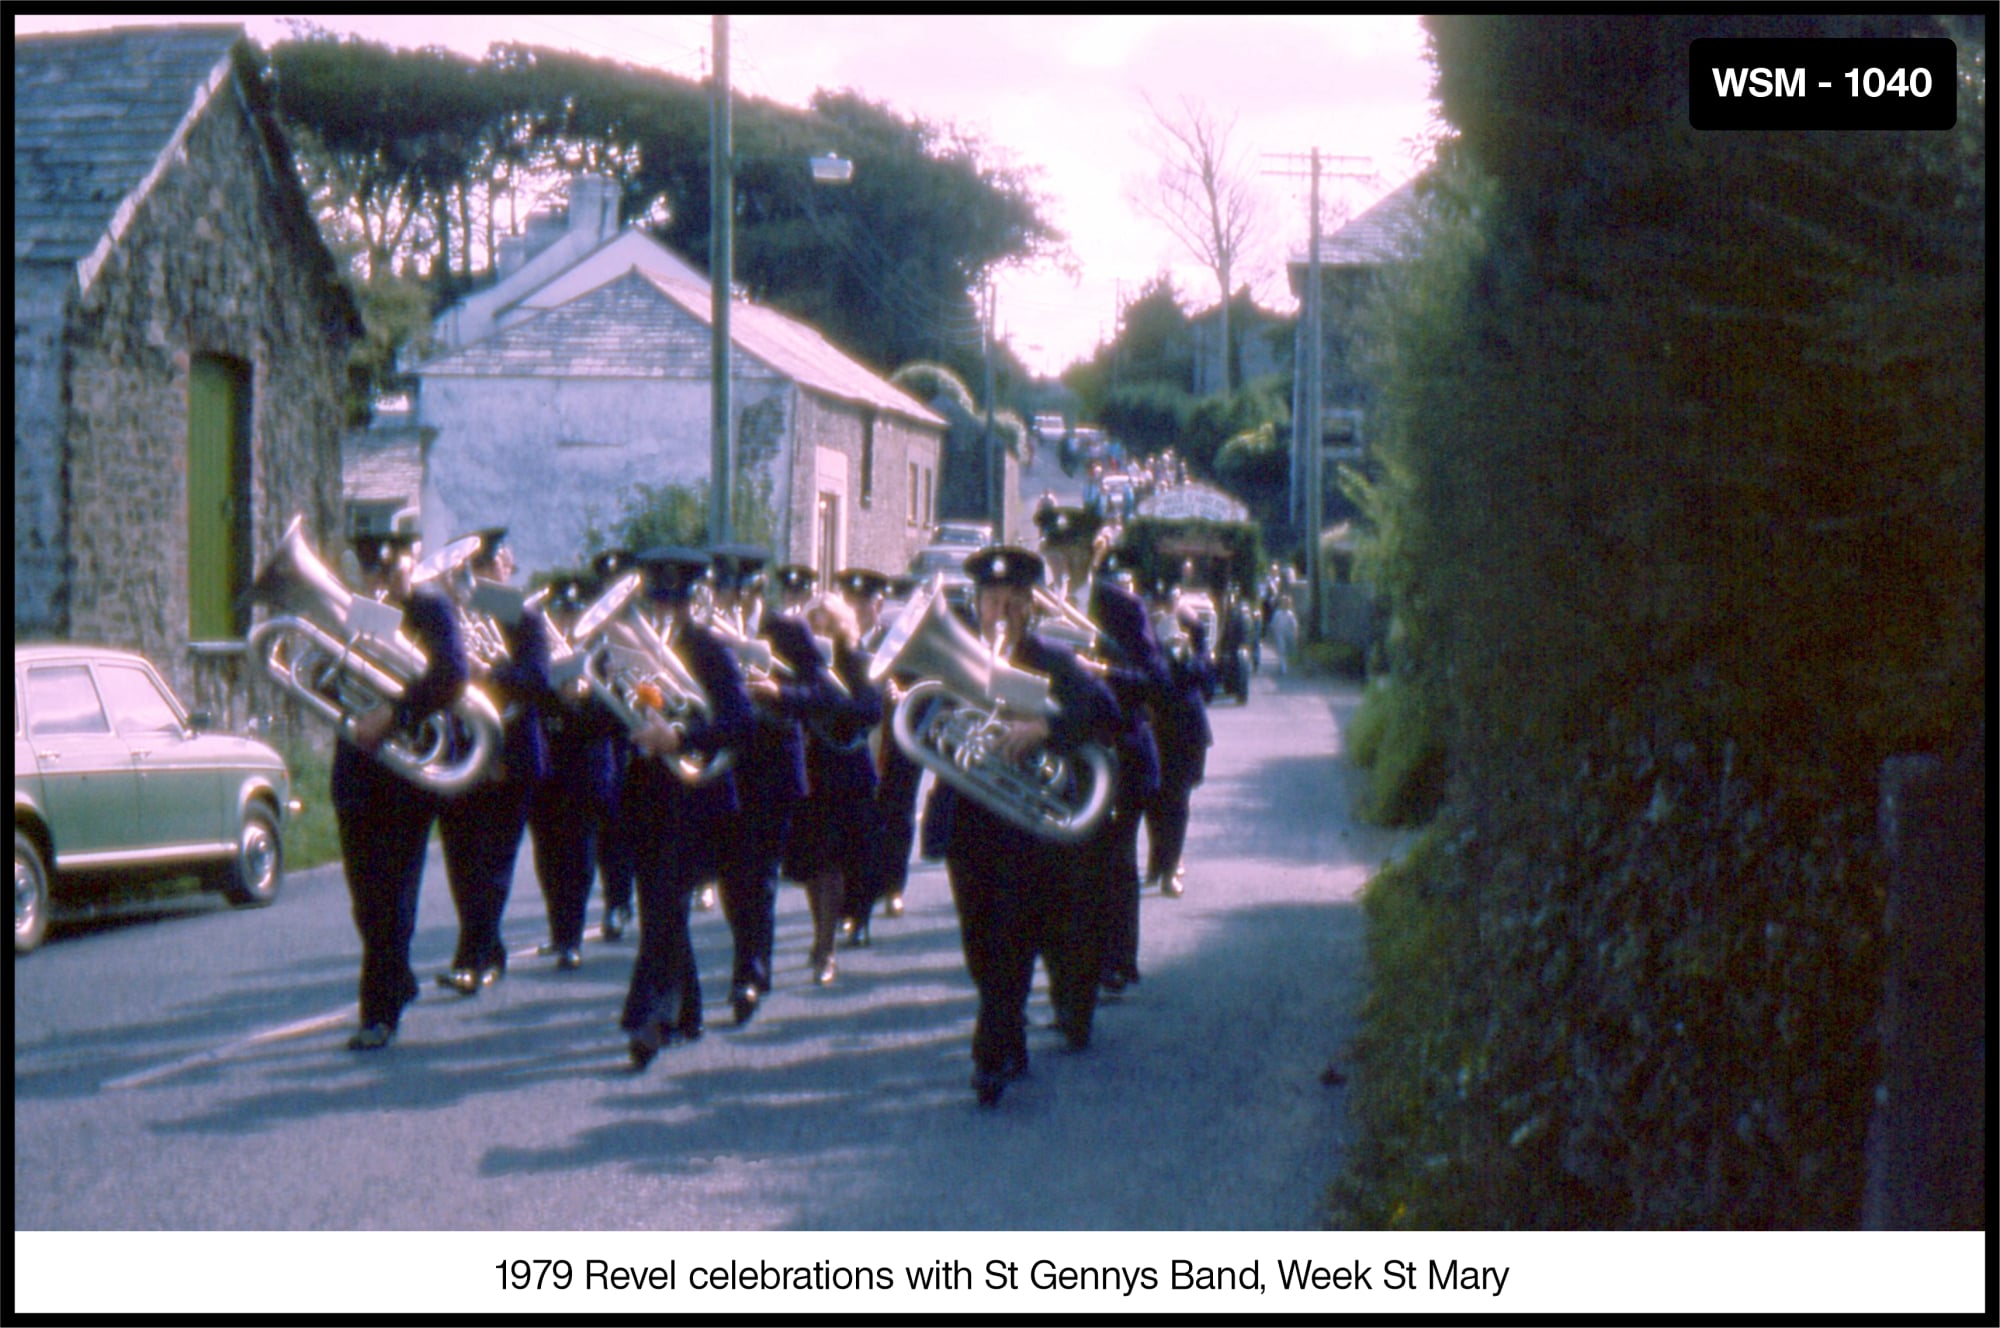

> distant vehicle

[
  {"left": 932, "top": 521, "right": 991, "bottom": 549},
  {"left": 14, "top": 644, "right": 297, "bottom": 953},
  {"left": 909, "top": 544, "right": 972, "bottom": 578},
  {"left": 1032, "top": 413, "right": 1068, "bottom": 441}
]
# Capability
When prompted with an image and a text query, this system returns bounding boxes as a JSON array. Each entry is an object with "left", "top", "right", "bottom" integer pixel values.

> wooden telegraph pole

[{"left": 1265, "top": 148, "right": 1369, "bottom": 641}]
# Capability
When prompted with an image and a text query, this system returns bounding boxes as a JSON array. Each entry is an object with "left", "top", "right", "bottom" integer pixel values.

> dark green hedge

[{"left": 1336, "top": 14, "right": 1984, "bottom": 1229}]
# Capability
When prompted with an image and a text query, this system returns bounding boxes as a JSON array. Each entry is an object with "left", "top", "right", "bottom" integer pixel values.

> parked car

[
  {"left": 932, "top": 521, "right": 992, "bottom": 549},
  {"left": 14, "top": 644, "right": 297, "bottom": 953}
]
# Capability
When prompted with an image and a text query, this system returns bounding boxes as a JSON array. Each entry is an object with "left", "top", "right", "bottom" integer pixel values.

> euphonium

[
  {"left": 867, "top": 575, "right": 1114, "bottom": 843},
  {"left": 246, "top": 515, "right": 504, "bottom": 795},
  {"left": 582, "top": 601, "right": 734, "bottom": 785}
]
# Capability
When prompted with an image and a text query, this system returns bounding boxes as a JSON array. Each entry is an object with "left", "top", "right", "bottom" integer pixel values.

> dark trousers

[
  {"left": 849, "top": 740, "right": 921, "bottom": 925},
  {"left": 438, "top": 772, "right": 531, "bottom": 973},
  {"left": 619, "top": 762, "right": 717, "bottom": 1038},
  {"left": 1094, "top": 800, "right": 1147, "bottom": 979},
  {"left": 720, "top": 801, "right": 790, "bottom": 992},
  {"left": 596, "top": 752, "right": 636, "bottom": 916},
  {"left": 334, "top": 746, "right": 440, "bottom": 1030},
  {"left": 946, "top": 807, "right": 1099, "bottom": 1075},
  {"left": 528, "top": 769, "right": 600, "bottom": 951},
  {"left": 1145, "top": 779, "right": 1197, "bottom": 883}
]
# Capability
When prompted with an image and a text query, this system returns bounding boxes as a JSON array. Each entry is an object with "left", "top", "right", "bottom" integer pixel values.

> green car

[{"left": 14, "top": 644, "right": 298, "bottom": 954}]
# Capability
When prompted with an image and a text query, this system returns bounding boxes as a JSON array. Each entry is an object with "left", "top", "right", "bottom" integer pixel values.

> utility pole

[
  {"left": 1265, "top": 148, "right": 1369, "bottom": 641},
  {"left": 708, "top": 14, "right": 734, "bottom": 545},
  {"left": 982, "top": 280, "right": 1001, "bottom": 532}
]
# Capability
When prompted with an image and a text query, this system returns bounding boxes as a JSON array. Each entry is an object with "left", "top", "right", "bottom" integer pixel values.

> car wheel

[
  {"left": 16, "top": 831, "right": 51, "bottom": 954},
  {"left": 217, "top": 804, "right": 282, "bottom": 908}
]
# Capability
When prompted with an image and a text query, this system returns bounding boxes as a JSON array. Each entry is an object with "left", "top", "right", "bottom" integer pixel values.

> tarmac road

[{"left": 12, "top": 666, "right": 1403, "bottom": 1234}]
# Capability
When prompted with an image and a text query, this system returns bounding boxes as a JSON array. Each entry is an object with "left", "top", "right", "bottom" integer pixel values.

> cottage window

[{"left": 187, "top": 354, "right": 253, "bottom": 641}]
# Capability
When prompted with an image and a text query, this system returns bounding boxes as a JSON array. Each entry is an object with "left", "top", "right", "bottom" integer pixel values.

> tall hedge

[{"left": 1340, "top": 15, "right": 1984, "bottom": 1228}]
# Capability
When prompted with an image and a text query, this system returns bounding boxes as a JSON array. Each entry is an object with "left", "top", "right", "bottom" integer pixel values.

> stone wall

[
  {"left": 59, "top": 65, "right": 348, "bottom": 698},
  {"left": 12, "top": 263, "right": 71, "bottom": 638},
  {"left": 788, "top": 391, "right": 941, "bottom": 576}
]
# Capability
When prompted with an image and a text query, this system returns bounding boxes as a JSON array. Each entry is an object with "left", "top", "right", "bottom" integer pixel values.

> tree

[
  {"left": 1130, "top": 94, "right": 1263, "bottom": 393},
  {"left": 267, "top": 35, "right": 1061, "bottom": 399}
]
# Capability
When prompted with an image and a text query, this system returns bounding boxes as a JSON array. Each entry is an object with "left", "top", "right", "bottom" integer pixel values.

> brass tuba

[
  {"left": 867, "top": 575, "right": 1114, "bottom": 843},
  {"left": 581, "top": 595, "right": 734, "bottom": 786},
  {"left": 246, "top": 516, "right": 504, "bottom": 795}
]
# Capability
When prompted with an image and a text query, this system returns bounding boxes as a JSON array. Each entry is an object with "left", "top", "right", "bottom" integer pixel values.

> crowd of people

[{"left": 321, "top": 504, "right": 1223, "bottom": 1106}]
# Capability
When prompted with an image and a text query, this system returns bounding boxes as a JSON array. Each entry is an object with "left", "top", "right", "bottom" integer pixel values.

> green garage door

[{"left": 187, "top": 355, "right": 253, "bottom": 641}]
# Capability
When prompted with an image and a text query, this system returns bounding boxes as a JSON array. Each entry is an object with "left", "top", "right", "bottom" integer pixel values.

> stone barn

[{"left": 13, "top": 24, "right": 360, "bottom": 702}]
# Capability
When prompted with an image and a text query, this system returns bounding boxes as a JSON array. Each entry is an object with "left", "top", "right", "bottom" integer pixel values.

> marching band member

[
  {"left": 1035, "top": 508, "right": 1167, "bottom": 1000},
  {"left": 619, "top": 548, "right": 753, "bottom": 1068},
  {"left": 588, "top": 548, "right": 640, "bottom": 942},
  {"left": 1144, "top": 579, "right": 1215, "bottom": 898},
  {"left": 925, "top": 545, "right": 1123, "bottom": 1106},
  {"left": 831, "top": 568, "right": 908, "bottom": 943},
  {"left": 526, "top": 572, "right": 624, "bottom": 969},
  {"left": 710, "top": 545, "right": 795, "bottom": 1023},
  {"left": 757, "top": 596, "right": 882, "bottom": 985},
  {"left": 436, "top": 528, "right": 550, "bottom": 996},
  {"left": 334, "top": 531, "right": 467, "bottom": 1051}
]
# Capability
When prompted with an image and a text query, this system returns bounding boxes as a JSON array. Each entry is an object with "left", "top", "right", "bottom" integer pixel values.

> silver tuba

[
  {"left": 867, "top": 575, "right": 1114, "bottom": 843},
  {"left": 246, "top": 516, "right": 504, "bottom": 795},
  {"left": 581, "top": 594, "right": 734, "bottom": 786}
]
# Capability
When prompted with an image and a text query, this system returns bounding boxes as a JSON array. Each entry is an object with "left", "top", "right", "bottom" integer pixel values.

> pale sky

[{"left": 14, "top": 13, "right": 1441, "bottom": 377}]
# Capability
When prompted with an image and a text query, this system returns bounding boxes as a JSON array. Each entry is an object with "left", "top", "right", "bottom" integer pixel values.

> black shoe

[
  {"left": 844, "top": 921, "right": 871, "bottom": 949},
  {"left": 602, "top": 904, "right": 631, "bottom": 941},
  {"left": 695, "top": 884, "right": 717, "bottom": 912},
  {"left": 972, "top": 1068, "right": 1006, "bottom": 1107},
  {"left": 883, "top": 892, "right": 905, "bottom": 918},
  {"left": 1058, "top": 1018, "right": 1091, "bottom": 1052},
  {"left": 437, "top": 968, "right": 480, "bottom": 996},
  {"left": 731, "top": 982, "right": 761, "bottom": 1026},
  {"left": 555, "top": 948, "right": 583, "bottom": 971},
  {"left": 629, "top": 1026, "right": 662, "bottom": 1072},
  {"left": 478, "top": 964, "right": 504, "bottom": 988},
  {"left": 1099, "top": 969, "right": 1129, "bottom": 997},
  {"left": 811, "top": 951, "right": 838, "bottom": 985},
  {"left": 1161, "top": 870, "right": 1185, "bottom": 898},
  {"left": 347, "top": 1023, "right": 395, "bottom": 1052}
]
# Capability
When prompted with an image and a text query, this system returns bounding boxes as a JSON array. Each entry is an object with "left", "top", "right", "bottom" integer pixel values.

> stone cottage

[
  {"left": 13, "top": 24, "right": 360, "bottom": 700},
  {"left": 412, "top": 178, "right": 946, "bottom": 581}
]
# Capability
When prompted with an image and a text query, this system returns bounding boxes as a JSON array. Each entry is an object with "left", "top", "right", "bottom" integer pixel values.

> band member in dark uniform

[
  {"left": 588, "top": 548, "right": 640, "bottom": 941},
  {"left": 709, "top": 545, "right": 794, "bottom": 1023},
  {"left": 831, "top": 568, "right": 908, "bottom": 944},
  {"left": 773, "top": 563, "right": 817, "bottom": 614},
  {"left": 435, "top": 528, "right": 550, "bottom": 995},
  {"left": 526, "top": 572, "right": 624, "bottom": 969},
  {"left": 1145, "top": 590, "right": 1215, "bottom": 898},
  {"left": 619, "top": 547, "right": 753, "bottom": 1068},
  {"left": 760, "top": 595, "right": 882, "bottom": 985},
  {"left": 924, "top": 545, "right": 1123, "bottom": 1106},
  {"left": 333, "top": 531, "right": 468, "bottom": 1051},
  {"left": 1037, "top": 509, "right": 1166, "bottom": 999}
]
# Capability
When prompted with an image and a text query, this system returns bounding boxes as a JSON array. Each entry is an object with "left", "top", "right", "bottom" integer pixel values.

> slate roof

[
  {"left": 1292, "top": 175, "right": 1429, "bottom": 270},
  {"left": 14, "top": 24, "right": 243, "bottom": 268},
  {"left": 419, "top": 268, "right": 945, "bottom": 430}
]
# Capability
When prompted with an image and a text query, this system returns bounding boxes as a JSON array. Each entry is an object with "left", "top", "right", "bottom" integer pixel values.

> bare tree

[{"left": 1130, "top": 93, "right": 1263, "bottom": 394}]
